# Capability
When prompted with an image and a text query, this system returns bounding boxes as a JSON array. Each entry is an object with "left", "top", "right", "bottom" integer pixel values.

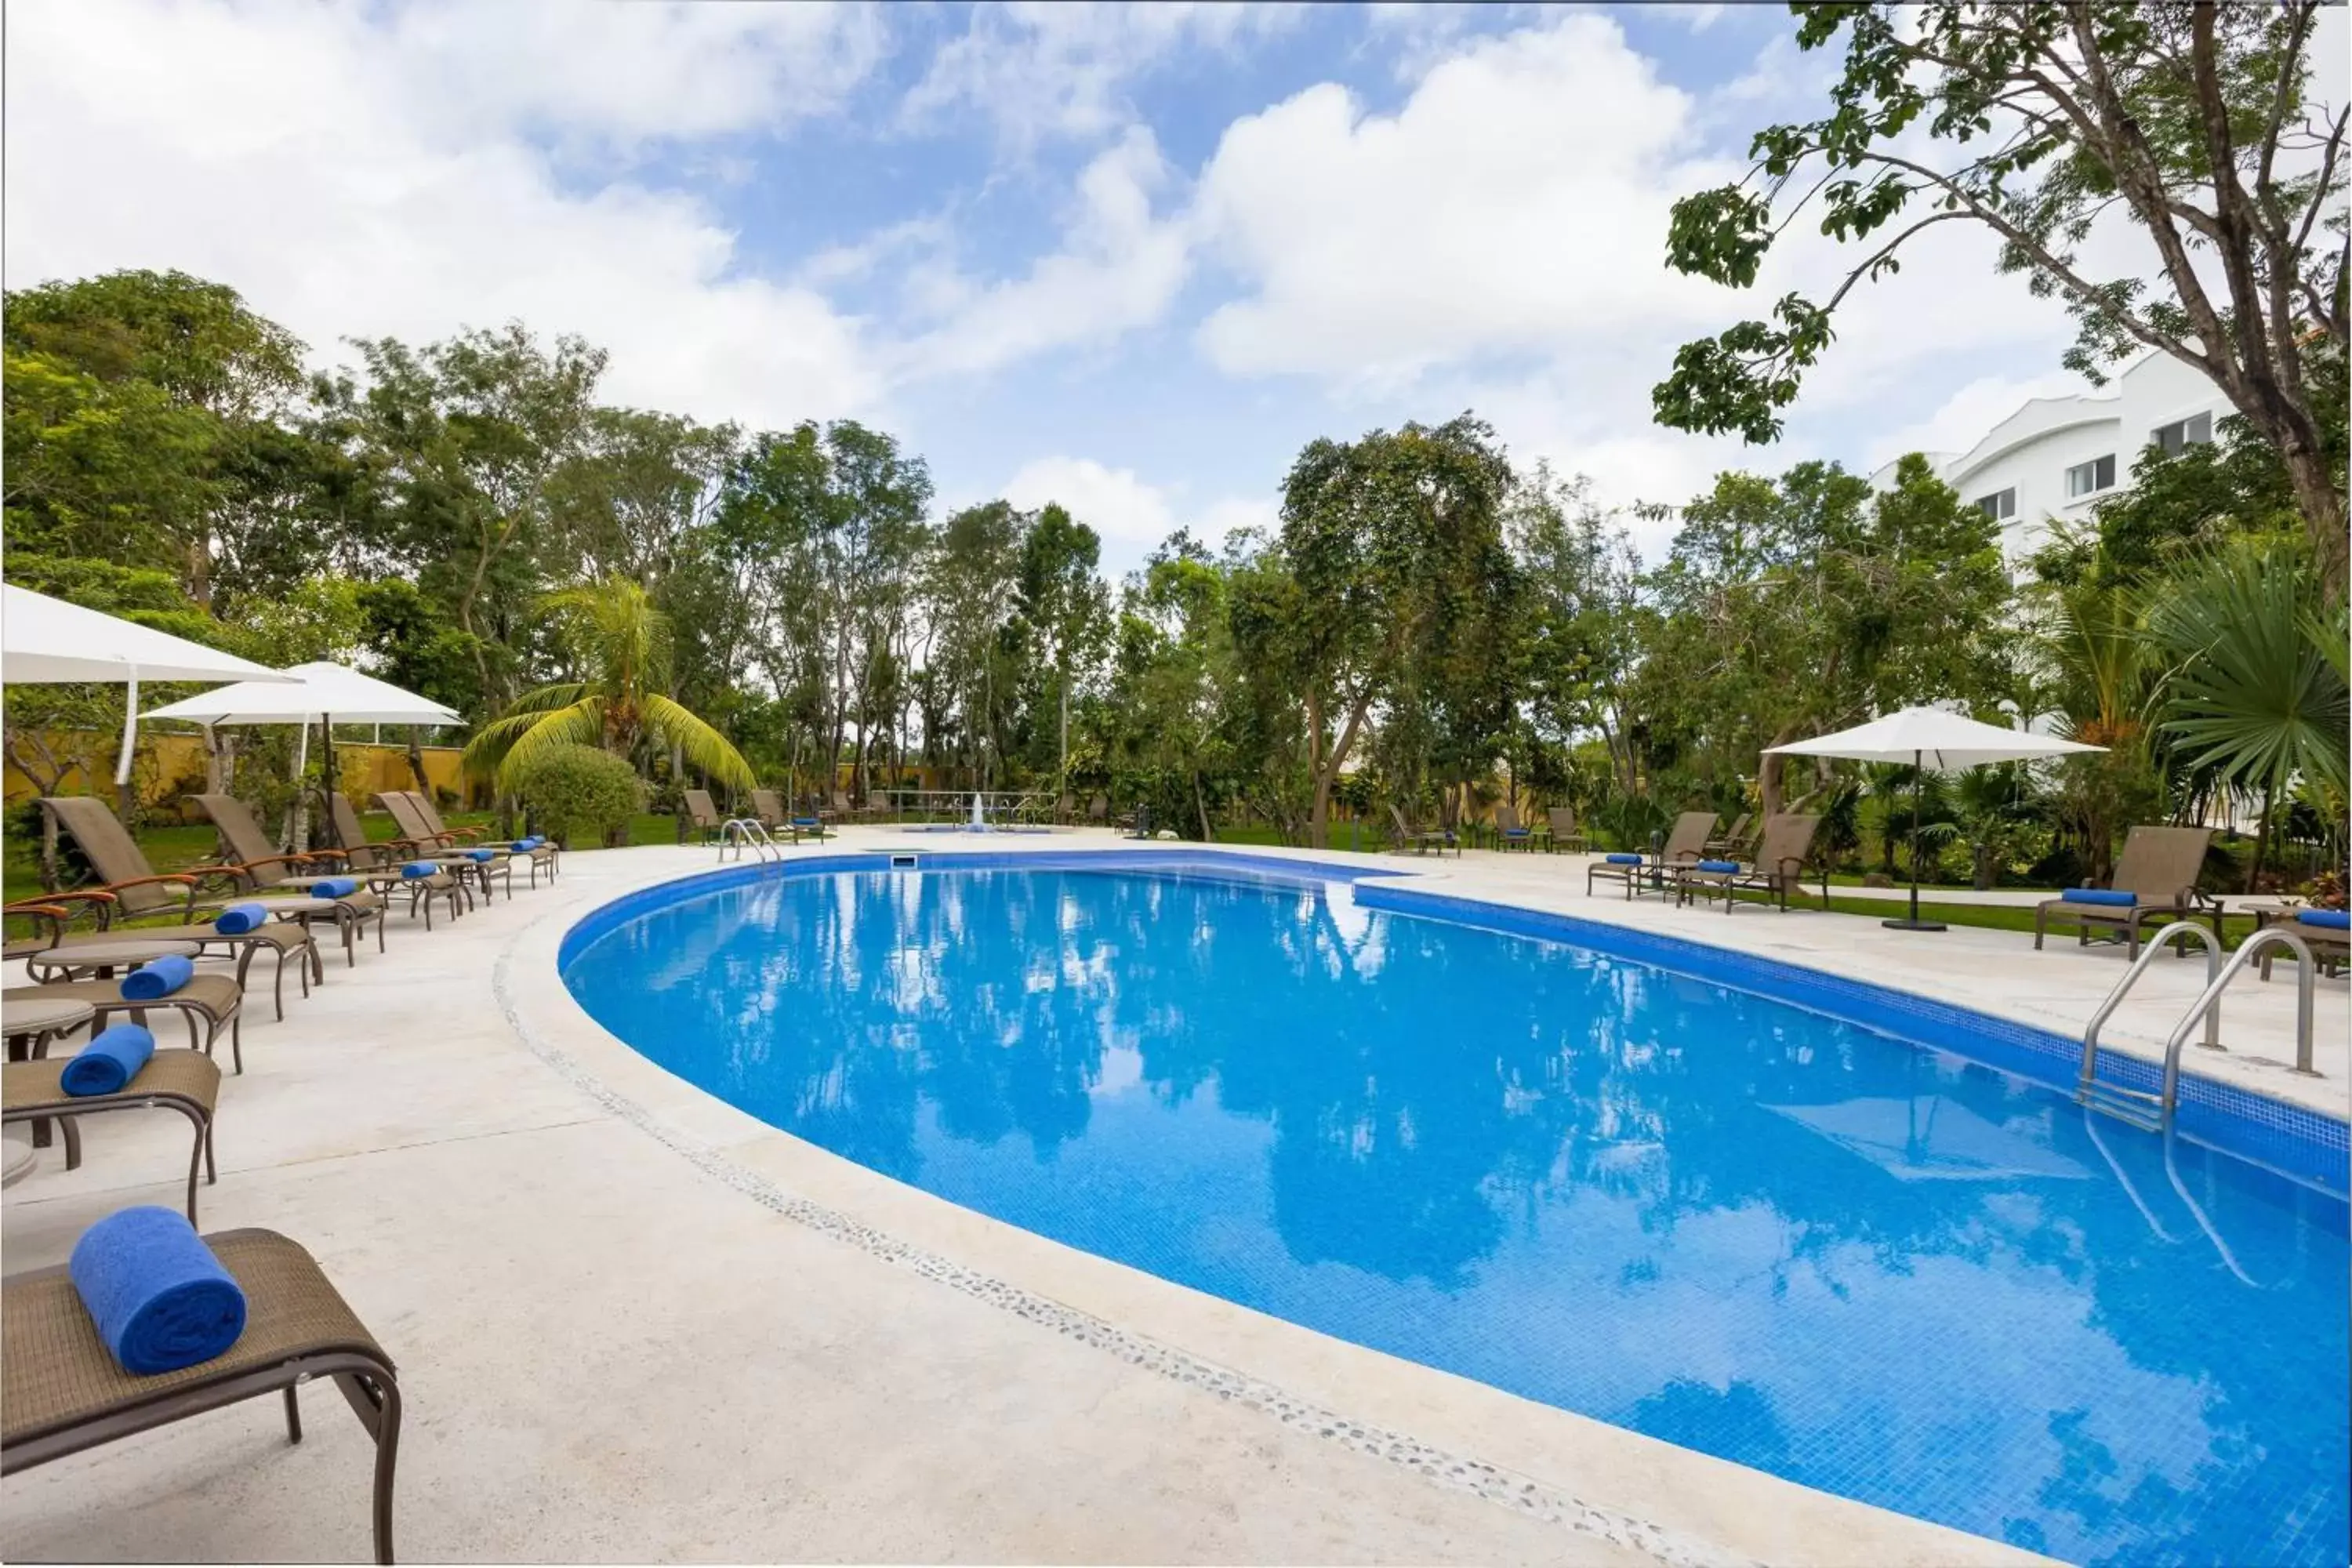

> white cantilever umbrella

[
  {"left": 1766, "top": 706, "right": 2104, "bottom": 933},
  {"left": 2, "top": 583, "right": 296, "bottom": 784},
  {"left": 144, "top": 662, "right": 462, "bottom": 848}
]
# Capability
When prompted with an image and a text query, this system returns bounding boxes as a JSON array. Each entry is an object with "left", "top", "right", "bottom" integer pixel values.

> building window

[
  {"left": 2065, "top": 454, "right": 2117, "bottom": 499},
  {"left": 1973, "top": 487, "right": 2016, "bottom": 521},
  {"left": 2152, "top": 411, "right": 2214, "bottom": 456}
]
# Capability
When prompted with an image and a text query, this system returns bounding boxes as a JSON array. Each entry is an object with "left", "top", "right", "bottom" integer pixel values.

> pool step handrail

[
  {"left": 2077, "top": 922, "right": 2223, "bottom": 1104},
  {"left": 717, "top": 817, "right": 784, "bottom": 865},
  {"left": 2075, "top": 923, "right": 2321, "bottom": 1134}
]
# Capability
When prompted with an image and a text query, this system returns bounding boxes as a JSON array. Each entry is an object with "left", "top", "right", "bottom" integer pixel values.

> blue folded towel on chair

[
  {"left": 2297, "top": 908, "right": 2350, "bottom": 929},
  {"left": 1697, "top": 858, "right": 1740, "bottom": 874},
  {"left": 511, "top": 838, "right": 540, "bottom": 851},
  {"left": 60, "top": 1023, "right": 155, "bottom": 1098},
  {"left": 212, "top": 902, "right": 269, "bottom": 935},
  {"left": 2063, "top": 887, "right": 2137, "bottom": 907},
  {"left": 400, "top": 859, "right": 440, "bottom": 879},
  {"left": 793, "top": 816, "right": 821, "bottom": 829},
  {"left": 69, "top": 1206, "right": 248, "bottom": 1375},
  {"left": 1604, "top": 852, "right": 1642, "bottom": 866},
  {"left": 310, "top": 877, "right": 358, "bottom": 899},
  {"left": 119, "top": 954, "right": 194, "bottom": 1001},
  {"left": 464, "top": 848, "right": 495, "bottom": 862}
]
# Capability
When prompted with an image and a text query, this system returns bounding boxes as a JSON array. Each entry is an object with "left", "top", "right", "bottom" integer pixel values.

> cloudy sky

[{"left": 6, "top": 1, "right": 2303, "bottom": 572}]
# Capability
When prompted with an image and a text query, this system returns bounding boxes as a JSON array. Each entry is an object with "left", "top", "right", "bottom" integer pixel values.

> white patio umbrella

[
  {"left": 1766, "top": 706, "right": 2104, "bottom": 933},
  {"left": 2, "top": 583, "right": 295, "bottom": 784},
  {"left": 144, "top": 662, "right": 463, "bottom": 849}
]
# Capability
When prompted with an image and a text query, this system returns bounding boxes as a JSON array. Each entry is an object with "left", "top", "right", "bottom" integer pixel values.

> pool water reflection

[{"left": 561, "top": 866, "right": 2350, "bottom": 1566}]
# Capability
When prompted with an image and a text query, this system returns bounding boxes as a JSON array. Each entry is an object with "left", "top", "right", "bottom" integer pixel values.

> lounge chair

[
  {"left": 749, "top": 788, "right": 790, "bottom": 833},
  {"left": 34, "top": 797, "right": 318, "bottom": 1018},
  {"left": 2034, "top": 826, "right": 2223, "bottom": 958},
  {"left": 2263, "top": 910, "right": 2349, "bottom": 979},
  {"left": 1673, "top": 814, "right": 1826, "bottom": 913},
  {"left": 379, "top": 793, "right": 512, "bottom": 904},
  {"left": 1, "top": 1049, "right": 220, "bottom": 1221},
  {"left": 1386, "top": 804, "right": 1459, "bottom": 858},
  {"left": 1088, "top": 795, "right": 1110, "bottom": 827},
  {"left": 1, "top": 1228, "right": 403, "bottom": 1563},
  {"left": 1704, "top": 812, "right": 1753, "bottom": 858},
  {"left": 186, "top": 795, "right": 387, "bottom": 968},
  {"left": 3, "top": 975, "right": 247, "bottom": 1071},
  {"left": 1587, "top": 811, "right": 1718, "bottom": 899},
  {"left": 401, "top": 790, "right": 556, "bottom": 884},
  {"left": 681, "top": 788, "right": 730, "bottom": 846},
  {"left": 1544, "top": 807, "right": 1588, "bottom": 855},
  {"left": 319, "top": 794, "right": 472, "bottom": 926},
  {"left": 1493, "top": 803, "right": 1539, "bottom": 852}
]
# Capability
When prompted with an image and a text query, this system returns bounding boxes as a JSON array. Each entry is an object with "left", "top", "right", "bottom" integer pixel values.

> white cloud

[
  {"left": 999, "top": 457, "right": 1275, "bottom": 576},
  {"left": 384, "top": 0, "right": 888, "bottom": 147},
  {"left": 3, "top": 0, "right": 887, "bottom": 430},
  {"left": 1191, "top": 15, "right": 1734, "bottom": 390},
  {"left": 903, "top": 2, "right": 1303, "bottom": 151},
  {"left": 886, "top": 127, "right": 1191, "bottom": 379}
]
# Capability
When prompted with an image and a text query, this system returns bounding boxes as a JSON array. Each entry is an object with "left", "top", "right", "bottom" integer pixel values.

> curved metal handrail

[
  {"left": 717, "top": 818, "right": 782, "bottom": 865},
  {"left": 2078, "top": 920, "right": 2223, "bottom": 1096},
  {"left": 2159, "top": 927, "right": 2320, "bottom": 1123}
]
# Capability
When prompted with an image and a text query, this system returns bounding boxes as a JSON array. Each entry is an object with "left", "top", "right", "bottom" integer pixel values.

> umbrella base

[{"left": 1882, "top": 918, "right": 1947, "bottom": 932}]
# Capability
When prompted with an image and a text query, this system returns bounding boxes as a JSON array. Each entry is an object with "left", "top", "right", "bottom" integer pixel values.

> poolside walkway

[{"left": 2, "top": 833, "right": 2339, "bottom": 1565}]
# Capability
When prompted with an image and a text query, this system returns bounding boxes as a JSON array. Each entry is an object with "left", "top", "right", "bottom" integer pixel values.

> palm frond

[
  {"left": 502, "top": 682, "right": 590, "bottom": 716},
  {"left": 492, "top": 698, "right": 613, "bottom": 789},
  {"left": 641, "top": 692, "right": 756, "bottom": 791},
  {"left": 2144, "top": 540, "right": 2347, "bottom": 798}
]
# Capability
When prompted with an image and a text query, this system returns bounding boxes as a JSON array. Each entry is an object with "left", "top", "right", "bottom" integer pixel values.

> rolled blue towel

[
  {"left": 68, "top": 1206, "right": 248, "bottom": 1374},
  {"left": 212, "top": 902, "right": 269, "bottom": 935},
  {"left": 1605, "top": 852, "right": 1643, "bottom": 866},
  {"left": 119, "top": 954, "right": 194, "bottom": 1001},
  {"left": 465, "top": 848, "right": 495, "bottom": 862},
  {"left": 510, "top": 839, "right": 539, "bottom": 851},
  {"left": 2064, "top": 887, "right": 2137, "bottom": 907},
  {"left": 793, "top": 817, "right": 821, "bottom": 829},
  {"left": 2297, "top": 908, "right": 2350, "bottom": 930},
  {"left": 400, "top": 859, "right": 440, "bottom": 879},
  {"left": 60, "top": 1023, "right": 155, "bottom": 1097},
  {"left": 1697, "top": 858, "right": 1740, "bottom": 874},
  {"left": 310, "top": 877, "right": 358, "bottom": 899}
]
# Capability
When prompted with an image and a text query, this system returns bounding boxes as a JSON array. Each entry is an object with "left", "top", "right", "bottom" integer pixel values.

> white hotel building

[{"left": 1870, "top": 350, "right": 2230, "bottom": 561}]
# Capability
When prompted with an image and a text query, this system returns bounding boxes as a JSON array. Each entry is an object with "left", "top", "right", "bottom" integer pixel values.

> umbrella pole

[{"left": 1883, "top": 746, "right": 1947, "bottom": 933}]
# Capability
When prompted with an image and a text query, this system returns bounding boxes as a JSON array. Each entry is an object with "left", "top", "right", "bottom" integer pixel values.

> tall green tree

[
  {"left": 1657, "top": 2, "right": 2349, "bottom": 594},
  {"left": 1275, "top": 414, "right": 1519, "bottom": 844},
  {"left": 1016, "top": 503, "right": 1112, "bottom": 792}
]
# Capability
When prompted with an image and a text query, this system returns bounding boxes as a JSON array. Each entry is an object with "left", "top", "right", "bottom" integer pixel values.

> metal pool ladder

[
  {"left": 717, "top": 818, "right": 784, "bottom": 866},
  {"left": 2075, "top": 920, "right": 2320, "bottom": 1132}
]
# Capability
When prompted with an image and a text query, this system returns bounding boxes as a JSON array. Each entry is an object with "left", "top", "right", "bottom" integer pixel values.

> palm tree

[
  {"left": 462, "top": 575, "right": 754, "bottom": 793},
  {"left": 2143, "top": 538, "right": 2348, "bottom": 889}
]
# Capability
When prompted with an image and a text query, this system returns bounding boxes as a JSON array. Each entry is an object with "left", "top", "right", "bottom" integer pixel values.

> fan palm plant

[
  {"left": 2143, "top": 538, "right": 2348, "bottom": 888},
  {"left": 462, "top": 575, "right": 755, "bottom": 794}
]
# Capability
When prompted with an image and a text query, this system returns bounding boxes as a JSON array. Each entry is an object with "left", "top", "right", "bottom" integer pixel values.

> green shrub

[{"left": 513, "top": 744, "right": 641, "bottom": 849}]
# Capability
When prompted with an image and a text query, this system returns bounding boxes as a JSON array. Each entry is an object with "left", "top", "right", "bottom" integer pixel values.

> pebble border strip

[{"left": 495, "top": 893, "right": 1749, "bottom": 1568}]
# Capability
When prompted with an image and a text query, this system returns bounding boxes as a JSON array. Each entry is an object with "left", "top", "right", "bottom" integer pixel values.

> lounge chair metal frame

[
  {"left": 1672, "top": 814, "right": 1828, "bottom": 913},
  {"left": 2034, "top": 825, "right": 2224, "bottom": 959},
  {"left": 5, "top": 974, "right": 248, "bottom": 1073},
  {"left": 1543, "top": 807, "right": 1588, "bottom": 855},
  {"left": 1491, "top": 803, "right": 1540, "bottom": 852},
  {"left": 2, "top": 1229, "right": 403, "bottom": 1563},
  {"left": 1, "top": 1048, "right": 220, "bottom": 1221},
  {"left": 1386, "top": 804, "right": 1460, "bottom": 858},
  {"left": 1588, "top": 811, "right": 1718, "bottom": 899},
  {"left": 185, "top": 794, "right": 390, "bottom": 967},
  {"left": 34, "top": 800, "right": 321, "bottom": 1017}
]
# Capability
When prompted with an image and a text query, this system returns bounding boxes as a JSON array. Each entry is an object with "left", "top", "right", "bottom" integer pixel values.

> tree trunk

[
  {"left": 1759, "top": 750, "right": 1788, "bottom": 822},
  {"left": 2245, "top": 786, "right": 2273, "bottom": 895},
  {"left": 1194, "top": 771, "right": 1213, "bottom": 843},
  {"left": 406, "top": 726, "right": 430, "bottom": 793},
  {"left": 2284, "top": 451, "right": 2348, "bottom": 602}
]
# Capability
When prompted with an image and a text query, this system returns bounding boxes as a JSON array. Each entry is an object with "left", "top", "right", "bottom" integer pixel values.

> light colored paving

[{"left": 7, "top": 830, "right": 2339, "bottom": 1565}]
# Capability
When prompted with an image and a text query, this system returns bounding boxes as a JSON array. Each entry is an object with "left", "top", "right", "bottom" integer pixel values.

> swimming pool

[{"left": 561, "top": 855, "right": 2350, "bottom": 1566}]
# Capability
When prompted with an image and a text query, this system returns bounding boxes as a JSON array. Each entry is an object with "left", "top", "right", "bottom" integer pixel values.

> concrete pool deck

[{"left": 2, "top": 832, "right": 2342, "bottom": 1564}]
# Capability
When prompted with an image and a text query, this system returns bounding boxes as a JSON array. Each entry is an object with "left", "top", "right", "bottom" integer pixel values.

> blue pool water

[{"left": 561, "top": 859, "right": 2350, "bottom": 1566}]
